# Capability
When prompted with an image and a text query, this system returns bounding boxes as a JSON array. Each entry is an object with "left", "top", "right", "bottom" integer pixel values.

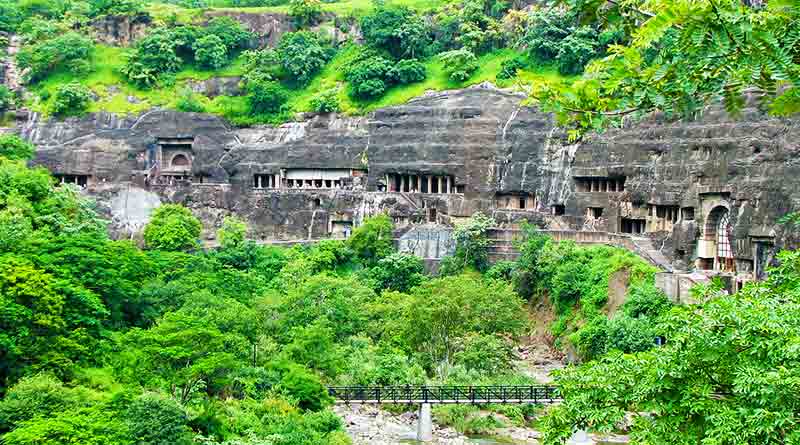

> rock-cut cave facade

[{"left": 13, "top": 86, "right": 800, "bottom": 298}]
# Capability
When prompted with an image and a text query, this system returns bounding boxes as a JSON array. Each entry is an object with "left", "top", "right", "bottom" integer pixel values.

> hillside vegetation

[
  {"left": 0, "top": 0, "right": 607, "bottom": 123},
  {"left": 0, "top": 136, "right": 677, "bottom": 444}
]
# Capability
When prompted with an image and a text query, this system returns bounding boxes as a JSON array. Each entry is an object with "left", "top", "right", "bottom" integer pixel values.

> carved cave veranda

[{"left": 13, "top": 86, "right": 800, "bottom": 298}]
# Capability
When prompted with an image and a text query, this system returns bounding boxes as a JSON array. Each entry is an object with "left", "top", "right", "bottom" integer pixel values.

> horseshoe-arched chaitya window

[{"left": 706, "top": 206, "right": 735, "bottom": 272}]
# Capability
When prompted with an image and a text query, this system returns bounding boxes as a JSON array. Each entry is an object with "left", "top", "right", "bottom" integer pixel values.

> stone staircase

[{"left": 628, "top": 236, "right": 675, "bottom": 272}]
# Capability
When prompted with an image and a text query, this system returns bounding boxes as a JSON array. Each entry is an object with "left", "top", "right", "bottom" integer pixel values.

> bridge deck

[{"left": 328, "top": 385, "right": 561, "bottom": 405}]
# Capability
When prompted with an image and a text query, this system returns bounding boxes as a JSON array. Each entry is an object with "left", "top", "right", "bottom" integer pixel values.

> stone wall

[{"left": 13, "top": 85, "right": 800, "bottom": 278}]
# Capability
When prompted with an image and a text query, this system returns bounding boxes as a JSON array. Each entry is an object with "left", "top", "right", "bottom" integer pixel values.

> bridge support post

[{"left": 416, "top": 403, "right": 433, "bottom": 442}]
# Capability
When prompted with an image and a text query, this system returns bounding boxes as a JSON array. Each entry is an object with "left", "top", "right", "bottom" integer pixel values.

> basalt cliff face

[{"left": 14, "top": 85, "right": 800, "bottom": 282}]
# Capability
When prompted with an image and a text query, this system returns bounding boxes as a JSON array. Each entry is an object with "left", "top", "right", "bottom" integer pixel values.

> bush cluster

[{"left": 123, "top": 17, "right": 252, "bottom": 88}]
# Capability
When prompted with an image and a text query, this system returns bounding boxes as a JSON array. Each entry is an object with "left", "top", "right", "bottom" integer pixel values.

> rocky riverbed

[{"left": 333, "top": 404, "right": 474, "bottom": 445}]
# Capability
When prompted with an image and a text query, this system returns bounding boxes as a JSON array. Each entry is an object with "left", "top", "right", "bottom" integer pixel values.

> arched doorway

[
  {"left": 170, "top": 154, "right": 190, "bottom": 169},
  {"left": 705, "top": 206, "right": 735, "bottom": 272}
]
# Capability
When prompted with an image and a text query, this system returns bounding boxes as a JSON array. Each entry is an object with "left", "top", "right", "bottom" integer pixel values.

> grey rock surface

[{"left": 12, "top": 85, "right": 800, "bottom": 275}]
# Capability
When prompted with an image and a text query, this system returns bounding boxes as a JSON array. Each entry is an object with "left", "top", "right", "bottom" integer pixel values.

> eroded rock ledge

[{"left": 14, "top": 85, "right": 800, "bottom": 287}]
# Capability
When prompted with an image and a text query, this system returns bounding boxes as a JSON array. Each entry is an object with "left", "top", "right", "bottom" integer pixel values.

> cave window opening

[
  {"left": 681, "top": 207, "right": 695, "bottom": 221},
  {"left": 705, "top": 206, "right": 735, "bottom": 272},
  {"left": 56, "top": 174, "right": 90, "bottom": 188},
  {"left": 575, "top": 177, "right": 626, "bottom": 193},
  {"left": 552, "top": 204, "right": 565, "bottom": 216},
  {"left": 519, "top": 197, "right": 526, "bottom": 209},
  {"left": 589, "top": 207, "right": 603, "bottom": 218},
  {"left": 622, "top": 218, "right": 645, "bottom": 234},
  {"left": 254, "top": 174, "right": 278, "bottom": 189}
]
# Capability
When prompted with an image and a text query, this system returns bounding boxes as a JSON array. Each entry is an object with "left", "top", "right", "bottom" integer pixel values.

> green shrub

[
  {"left": 16, "top": 33, "right": 93, "bottom": 83},
  {"left": 143, "top": 204, "right": 202, "bottom": 251},
  {"left": 51, "top": 82, "right": 92, "bottom": 116},
  {"left": 247, "top": 80, "right": 289, "bottom": 115},
  {"left": 390, "top": 58, "right": 426, "bottom": 84},
  {"left": 175, "top": 88, "right": 205, "bottom": 113},
  {"left": 496, "top": 56, "right": 525, "bottom": 80},
  {"left": 345, "top": 55, "right": 393, "bottom": 98},
  {"left": 276, "top": 31, "right": 335, "bottom": 86},
  {"left": 273, "top": 363, "right": 332, "bottom": 411},
  {"left": 605, "top": 314, "right": 657, "bottom": 354},
  {"left": 485, "top": 260, "right": 516, "bottom": 282},
  {"left": 454, "top": 333, "right": 515, "bottom": 374},
  {"left": 122, "top": 28, "right": 183, "bottom": 87},
  {"left": 348, "top": 213, "right": 394, "bottom": 263},
  {"left": 438, "top": 49, "right": 478, "bottom": 82},
  {"left": 0, "top": 85, "right": 14, "bottom": 111},
  {"left": 0, "top": 134, "right": 35, "bottom": 161},
  {"left": 550, "top": 260, "right": 589, "bottom": 315},
  {"left": 622, "top": 282, "right": 671, "bottom": 319},
  {"left": 193, "top": 34, "right": 228, "bottom": 69},
  {"left": 89, "top": 0, "right": 145, "bottom": 17},
  {"left": 360, "top": 6, "right": 429, "bottom": 59},
  {"left": 204, "top": 16, "right": 252, "bottom": 51},
  {"left": 126, "top": 393, "right": 191, "bottom": 445},
  {"left": 0, "top": 374, "right": 80, "bottom": 431},
  {"left": 367, "top": 252, "right": 425, "bottom": 292},
  {"left": 556, "top": 26, "right": 598, "bottom": 75},
  {"left": 0, "top": 0, "right": 23, "bottom": 32},
  {"left": 288, "top": 0, "right": 322, "bottom": 26},
  {"left": 217, "top": 215, "right": 248, "bottom": 248},
  {"left": 309, "top": 88, "right": 340, "bottom": 113}
]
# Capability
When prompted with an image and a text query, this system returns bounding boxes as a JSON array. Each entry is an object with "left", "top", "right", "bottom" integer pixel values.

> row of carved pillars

[{"left": 387, "top": 174, "right": 453, "bottom": 194}]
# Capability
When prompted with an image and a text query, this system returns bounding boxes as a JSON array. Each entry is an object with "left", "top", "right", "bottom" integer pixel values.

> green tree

[
  {"left": 193, "top": 34, "right": 228, "bottom": 69},
  {"left": 122, "top": 28, "right": 185, "bottom": 88},
  {"left": 247, "top": 80, "right": 288, "bottom": 115},
  {"left": 0, "top": 374, "right": 81, "bottom": 431},
  {"left": 51, "top": 82, "right": 92, "bottom": 116},
  {"left": 143, "top": 204, "right": 202, "bottom": 251},
  {"left": 0, "top": 85, "right": 14, "bottom": 111},
  {"left": 542, "top": 250, "right": 800, "bottom": 444},
  {"left": 348, "top": 213, "right": 394, "bottom": 263},
  {"left": 345, "top": 55, "right": 394, "bottom": 98},
  {"left": 438, "top": 49, "right": 478, "bottom": 82},
  {"left": 367, "top": 252, "right": 425, "bottom": 292},
  {"left": 288, "top": 0, "right": 322, "bottom": 26},
  {"left": 126, "top": 393, "right": 192, "bottom": 445},
  {"left": 441, "top": 212, "right": 494, "bottom": 274},
  {"left": 400, "top": 274, "right": 526, "bottom": 373},
  {"left": 16, "top": 32, "right": 93, "bottom": 83},
  {"left": 0, "top": 134, "right": 35, "bottom": 161},
  {"left": 116, "top": 303, "right": 248, "bottom": 403},
  {"left": 0, "top": 256, "right": 103, "bottom": 388},
  {"left": 0, "top": 0, "right": 22, "bottom": 32},
  {"left": 360, "top": 5, "right": 430, "bottom": 59},
  {"left": 533, "top": 0, "right": 800, "bottom": 136},
  {"left": 276, "top": 31, "right": 334, "bottom": 86},
  {"left": 204, "top": 16, "right": 252, "bottom": 51},
  {"left": 217, "top": 215, "right": 248, "bottom": 248}
]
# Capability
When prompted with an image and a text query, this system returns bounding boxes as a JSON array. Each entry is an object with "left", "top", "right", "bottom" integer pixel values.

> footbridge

[
  {"left": 328, "top": 385, "right": 560, "bottom": 405},
  {"left": 328, "top": 385, "right": 561, "bottom": 442}
]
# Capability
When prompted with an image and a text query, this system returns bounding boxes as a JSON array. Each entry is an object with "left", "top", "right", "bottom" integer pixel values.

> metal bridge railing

[{"left": 327, "top": 385, "right": 560, "bottom": 405}]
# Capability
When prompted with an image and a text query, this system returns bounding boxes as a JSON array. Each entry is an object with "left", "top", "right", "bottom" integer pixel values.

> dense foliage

[
  {"left": 542, "top": 251, "right": 800, "bottom": 444},
  {"left": 533, "top": 0, "right": 800, "bottom": 137},
  {"left": 0, "top": 154, "right": 552, "bottom": 443}
]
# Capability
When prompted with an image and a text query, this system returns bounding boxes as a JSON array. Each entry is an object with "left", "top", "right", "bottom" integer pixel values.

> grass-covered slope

[{"left": 24, "top": 43, "right": 570, "bottom": 121}]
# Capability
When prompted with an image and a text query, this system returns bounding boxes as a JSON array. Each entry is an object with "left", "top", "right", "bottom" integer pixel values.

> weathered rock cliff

[{"left": 14, "top": 85, "right": 800, "bottom": 281}]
